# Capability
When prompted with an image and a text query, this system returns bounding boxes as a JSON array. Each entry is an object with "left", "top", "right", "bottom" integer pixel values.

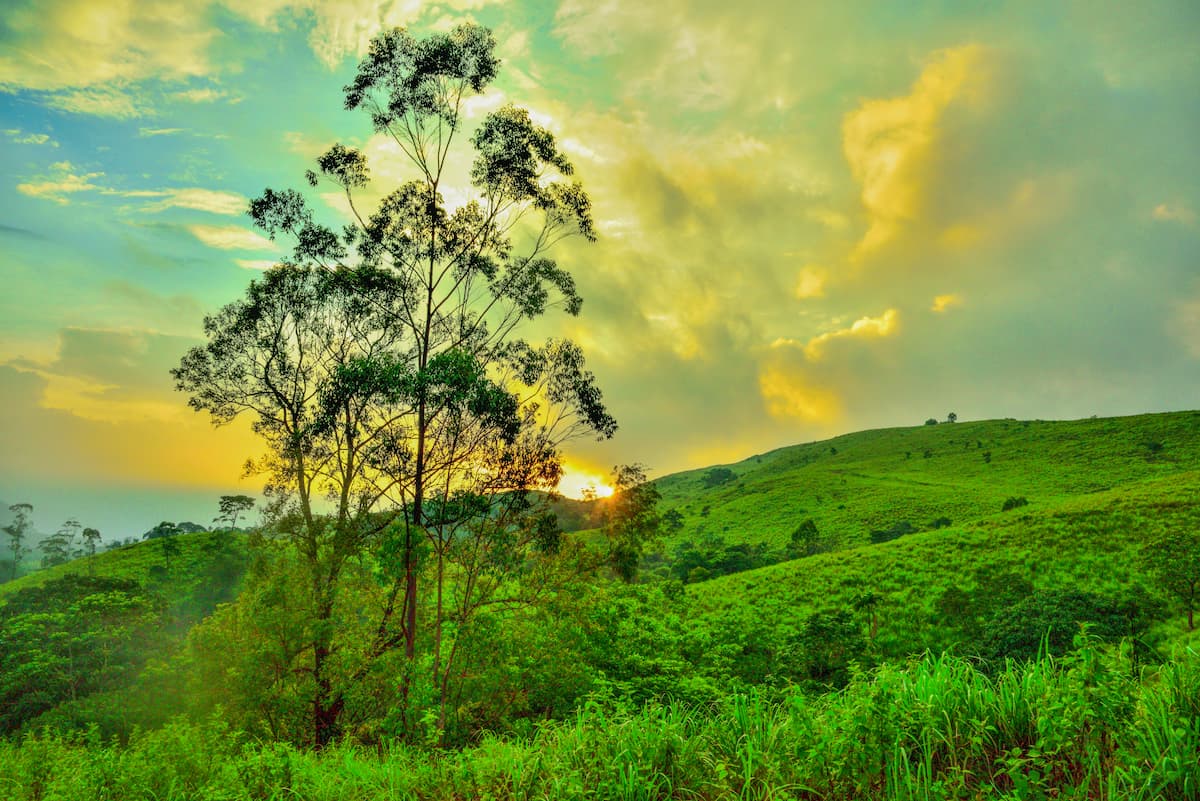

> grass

[
  {"left": 0, "top": 530, "right": 248, "bottom": 606},
  {"left": 2, "top": 641, "right": 1195, "bottom": 800},
  {"left": 686, "top": 469, "right": 1200, "bottom": 662},
  {"left": 651, "top": 411, "right": 1200, "bottom": 550}
]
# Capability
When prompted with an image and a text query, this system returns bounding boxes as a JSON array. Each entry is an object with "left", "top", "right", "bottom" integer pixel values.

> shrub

[{"left": 1001, "top": 496, "right": 1029, "bottom": 512}]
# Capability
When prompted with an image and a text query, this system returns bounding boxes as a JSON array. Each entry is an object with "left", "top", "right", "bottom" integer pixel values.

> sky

[{"left": 1, "top": 0, "right": 1198, "bottom": 541}]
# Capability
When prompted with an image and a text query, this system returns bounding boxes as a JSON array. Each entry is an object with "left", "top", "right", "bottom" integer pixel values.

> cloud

[
  {"left": 188, "top": 224, "right": 279, "bottom": 251},
  {"left": 17, "top": 164, "right": 105, "bottom": 204},
  {"left": 6, "top": 327, "right": 198, "bottom": 425},
  {"left": 757, "top": 362, "right": 842, "bottom": 423},
  {"left": 794, "top": 266, "right": 825, "bottom": 299},
  {"left": 16, "top": 163, "right": 245, "bottom": 214},
  {"left": 1153, "top": 202, "right": 1196, "bottom": 226},
  {"left": 236, "top": 259, "right": 278, "bottom": 270},
  {"left": 227, "top": 0, "right": 507, "bottom": 68},
  {"left": 139, "top": 127, "right": 185, "bottom": 137},
  {"left": 0, "top": 0, "right": 220, "bottom": 91},
  {"left": 931, "top": 294, "right": 961, "bottom": 313},
  {"left": 842, "top": 45, "right": 993, "bottom": 261},
  {"left": 44, "top": 87, "right": 149, "bottom": 118},
  {"left": 791, "top": 309, "right": 900, "bottom": 361},
  {"left": 169, "top": 87, "right": 233, "bottom": 103},
  {"left": 6, "top": 129, "right": 59, "bottom": 146},
  {"left": 147, "top": 189, "right": 248, "bottom": 215}
]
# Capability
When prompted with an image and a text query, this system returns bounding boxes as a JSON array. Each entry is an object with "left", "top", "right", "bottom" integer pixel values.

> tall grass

[{"left": 2, "top": 640, "right": 1195, "bottom": 800}]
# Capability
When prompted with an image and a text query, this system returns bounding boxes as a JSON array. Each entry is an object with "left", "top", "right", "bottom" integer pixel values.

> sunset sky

[{"left": 2, "top": 1, "right": 1198, "bottom": 539}]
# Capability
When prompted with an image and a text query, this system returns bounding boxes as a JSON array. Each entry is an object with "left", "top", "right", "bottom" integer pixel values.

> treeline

[
  {"left": 3, "top": 641, "right": 1195, "bottom": 800},
  {"left": 0, "top": 495, "right": 257, "bottom": 584}
]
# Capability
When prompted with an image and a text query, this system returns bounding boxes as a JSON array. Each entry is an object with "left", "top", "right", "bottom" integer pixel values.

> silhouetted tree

[
  {"left": 174, "top": 22, "right": 615, "bottom": 747},
  {"left": 946, "top": 412, "right": 957, "bottom": 423},
  {"left": 215, "top": 495, "right": 256, "bottom": 530}
]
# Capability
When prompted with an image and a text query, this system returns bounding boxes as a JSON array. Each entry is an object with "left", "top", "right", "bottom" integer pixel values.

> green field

[{"left": 3, "top": 412, "right": 1199, "bottom": 797}]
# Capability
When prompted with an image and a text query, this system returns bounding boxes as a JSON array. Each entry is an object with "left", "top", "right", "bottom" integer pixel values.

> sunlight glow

[{"left": 556, "top": 466, "right": 615, "bottom": 500}]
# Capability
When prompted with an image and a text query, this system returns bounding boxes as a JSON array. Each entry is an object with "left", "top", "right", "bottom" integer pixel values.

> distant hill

[{"left": 648, "top": 411, "right": 1200, "bottom": 550}]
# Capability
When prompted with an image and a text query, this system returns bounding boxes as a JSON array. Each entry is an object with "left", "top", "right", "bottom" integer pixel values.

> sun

[{"left": 556, "top": 466, "right": 615, "bottom": 500}]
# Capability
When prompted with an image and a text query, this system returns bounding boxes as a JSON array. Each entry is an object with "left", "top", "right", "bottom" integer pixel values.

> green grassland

[
  {"left": 689, "top": 470, "right": 1200, "bottom": 660},
  {"left": 651, "top": 411, "right": 1200, "bottom": 550},
  {"left": 2, "top": 411, "right": 1198, "bottom": 797}
]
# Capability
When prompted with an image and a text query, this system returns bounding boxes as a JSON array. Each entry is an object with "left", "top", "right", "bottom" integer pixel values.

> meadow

[{"left": 2, "top": 412, "right": 1199, "bottom": 798}]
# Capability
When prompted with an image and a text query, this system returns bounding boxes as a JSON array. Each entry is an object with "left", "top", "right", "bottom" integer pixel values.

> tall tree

[
  {"left": 3, "top": 503, "right": 32, "bottom": 581},
  {"left": 175, "top": 22, "right": 617, "bottom": 746}
]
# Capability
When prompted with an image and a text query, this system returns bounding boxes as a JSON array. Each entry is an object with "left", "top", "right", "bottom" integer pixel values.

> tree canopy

[{"left": 174, "top": 22, "right": 634, "bottom": 746}]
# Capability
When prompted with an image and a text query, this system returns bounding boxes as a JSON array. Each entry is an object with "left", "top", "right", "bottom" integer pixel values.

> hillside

[
  {"left": 689, "top": 470, "right": 1200, "bottom": 662},
  {"left": 649, "top": 411, "right": 1200, "bottom": 550}
]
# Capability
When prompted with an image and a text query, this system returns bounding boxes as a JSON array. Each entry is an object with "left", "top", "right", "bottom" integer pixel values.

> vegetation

[{"left": 2, "top": 641, "right": 1195, "bottom": 800}]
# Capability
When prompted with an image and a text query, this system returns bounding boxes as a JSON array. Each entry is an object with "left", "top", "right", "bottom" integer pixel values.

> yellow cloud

[
  {"left": 757, "top": 363, "right": 842, "bottom": 423},
  {"left": 801, "top": 308, "right": 899, "bottom": 361},
  {"left": 17, "top": 165, "right": 105, "bottom": 204},
  {"left": 931, "top": 293, "right": 961, "bottom": 313},
  {"left": 843, "top": 44, "right": 992, "bottom": 261},
  {"left": 1153, "top": 202, "right": 1196, "bottom": 226},
  {"left": 794, "top": 266, "right": 826, "bottom": 299}
]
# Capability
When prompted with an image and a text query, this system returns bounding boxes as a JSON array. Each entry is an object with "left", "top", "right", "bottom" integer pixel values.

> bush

[
  {"left": 869, "top": 521, "right": 916, "bottom": 544},
  {"left": 1001, "top": 496, "right": 1029, "bottom": 512},
  {"left": 924, "top": 418, "right": 938, "bottom": 426}
]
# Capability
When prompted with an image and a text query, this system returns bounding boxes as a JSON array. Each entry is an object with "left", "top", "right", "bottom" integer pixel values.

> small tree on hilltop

[
  {"left": 1142, "top": 531, "right": 1200, "bottom": 630},
  {"left": 215, "top": 495, "right": 256, "bottom": 530},
  {"left": 947, "top": 412, "right": 957, "bottom": 423},
  {"left": 924, "top": 418, "right": 938, "bottom": 426}
]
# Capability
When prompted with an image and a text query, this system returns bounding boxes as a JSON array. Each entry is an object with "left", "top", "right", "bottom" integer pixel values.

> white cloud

[
  {"left": 189, "top": 224, "right": 279, "bottom": 251},
  {"left": 169, "top": 87, "right": 232, "bottom": 103},
  {"left": 147, "top": 189, "right": 248, "bottom": 215},
  {"left": 16, "top": 162, "right": 245, "bottom": 214},
  {"left": 7, "top": 129, "right": 59, "bottom": 147},
  {"left": 46, "top": 87, "right": 148, "bottom": 118},
  {"left": 139, "top": 127, "right": 185, "bottom": 137},
  {"left": 236, "top": 259, "right": 279, "bottom": 270}
]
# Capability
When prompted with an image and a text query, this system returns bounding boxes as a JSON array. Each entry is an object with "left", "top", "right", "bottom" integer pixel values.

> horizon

[{"left": 2, "top": 1, "right": 1198, "bottom": 540}]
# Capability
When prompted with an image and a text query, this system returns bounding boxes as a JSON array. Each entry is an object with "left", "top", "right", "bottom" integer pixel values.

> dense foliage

[{"left": 2, "top": 641, "right": 1195, "bottom": 800}]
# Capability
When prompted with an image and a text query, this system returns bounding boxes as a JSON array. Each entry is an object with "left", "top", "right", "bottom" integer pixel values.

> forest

[{"left": 2, "top": 20, "right": 1198, "bottom": 801}]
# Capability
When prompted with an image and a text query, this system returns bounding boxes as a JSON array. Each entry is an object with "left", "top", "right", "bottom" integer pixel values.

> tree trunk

[{"left": 312, "top": 640, "right": 344, "bottom": 748}]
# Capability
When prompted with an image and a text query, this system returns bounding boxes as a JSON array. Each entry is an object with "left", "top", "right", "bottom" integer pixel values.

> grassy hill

[
  {"left": 0, "top": 529, "right": 248, "bottom": 605},
  {"left": 650, "top": 411, "right": 1200, "bottom": 550},
  {"left": 689, "top": 469, "right": 1200, "bottom": 660}
]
